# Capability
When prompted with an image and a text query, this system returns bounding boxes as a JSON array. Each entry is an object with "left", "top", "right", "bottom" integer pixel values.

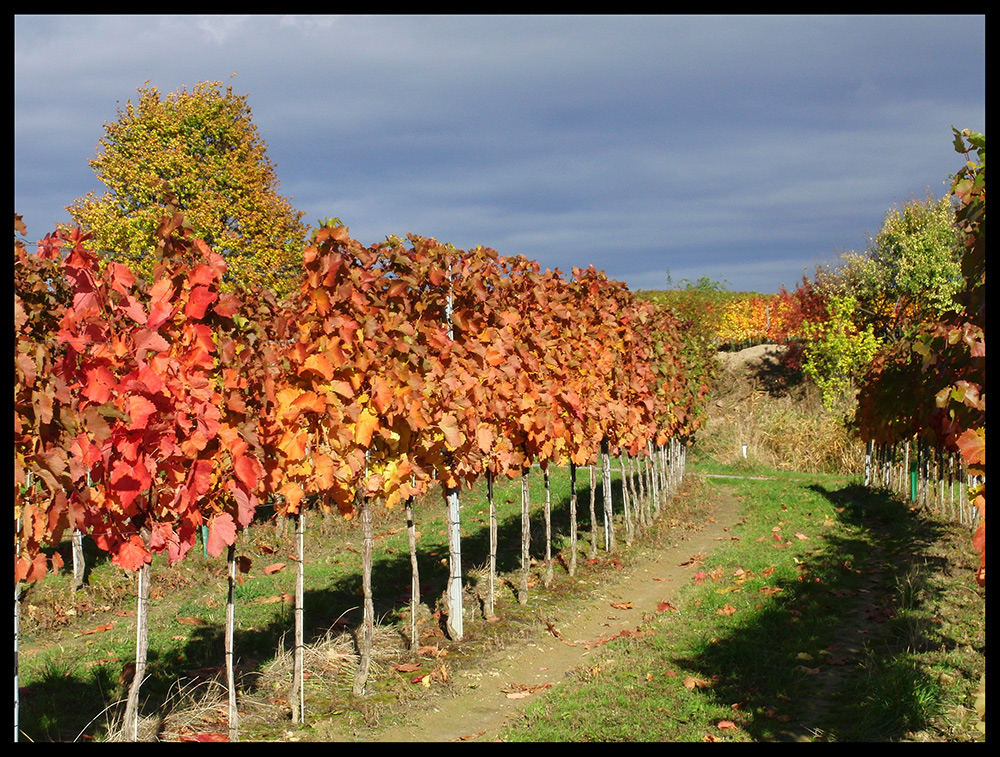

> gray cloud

[{"left": 14, "top": 14, "right": 984, "bottom": 293}]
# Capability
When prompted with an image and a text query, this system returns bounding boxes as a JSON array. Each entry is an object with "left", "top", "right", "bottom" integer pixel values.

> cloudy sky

[{"left": 14, "top": 14, "right": 985, "bottom": 294}]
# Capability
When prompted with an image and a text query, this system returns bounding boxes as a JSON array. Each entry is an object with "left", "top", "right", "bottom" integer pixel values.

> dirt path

[{"left": 367, "top": 483, "right": 744, "bottom": 742}]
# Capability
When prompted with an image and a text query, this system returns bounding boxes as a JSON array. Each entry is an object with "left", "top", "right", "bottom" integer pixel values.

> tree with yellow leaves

[{"left": 67, "top": 80, "right": 307, "bottom": 298}]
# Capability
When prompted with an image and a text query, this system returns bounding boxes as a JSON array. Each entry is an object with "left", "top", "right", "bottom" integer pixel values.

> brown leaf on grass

[
  {"left": 176, "top": 616, "right": 208, "bottom": 626},
  {"left": 393, "top": 662, "right": 422, "bottom": 673},
  {"left": 656, "top": 600, "right": 678, "bottom": 613},
  {"left": 263, "top": 562, "right": 286, "bottom": 574},
  {"left": 717, "top": 720, "right": 739, "bottom": 731},
  {"left": 683, "top": 675, "right": 712, "bottom": 690},
  {"left": 117, "top": 662, "right": 136, "bottom": 686},
  {"left": 717, "top": 604, "right": 737, "bottom": 616},
  {"left": 431, "top": 662, "right": 450, "bottom": 683},
  {"left": 417, "top": 645, "right": 447, "bottom": 658},
  {"left": 180, "top": 732, "right": 229, "bottom": 742},
  {"left": 80, "top": 622, "right": 114, "bottom": 635}
]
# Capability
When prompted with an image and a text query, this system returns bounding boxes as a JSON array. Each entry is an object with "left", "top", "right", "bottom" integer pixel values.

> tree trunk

[
  {"left": 444, "top": 485, "right": 463, "bottom": 640},
  {"left": 225, "top": 544, "right": 239, "bottom": 741},
  {"left": 569, "top": 463, "right": 578, "bottom": 577},
  {"left": 354, "top": 497, "right": 374, "bottom": 696},
  {"left": 122, "top": 543, "right": 151, "bottom": 741},
  {"left": 543, "top": 466, "right": 553, "bottom": 587},
  {"left": 588, "top": 464, "right": 598, "bottom": 559},
  {"left": 405, "top": 497, "right": 420, "bottom": 651},
  {"left": 520, "top": 467, "right": 531, "bottom": 605},
  {"left": 486, "top": 470, "right": 497, "bottom": 619},
  {"left": 648, "top": 441, "right": 661, "bottom": 517},
  {"left": 601, "top": 438, "right": 615, "bottom": 552},
  {"left": 71, "top": 530, "right": 85, "bottom": 591},
  {"left": 619, "top": 454, "right": 634, "bottom": 545},
  {"left": 290, "top": 510, "right": 305, "bottom": 724}
]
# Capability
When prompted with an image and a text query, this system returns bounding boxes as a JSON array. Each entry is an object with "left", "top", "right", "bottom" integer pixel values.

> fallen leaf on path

[
  {"left": 610, "top": 601, "right": 633, "bottom": 610},
  {"left": 546, "top": 621, "right": 576, "bottom": 645},
  {"left": 656, "top": 600, "right": 678, "bottom": 613},
  {"left": 501, "top": 682, "right": 552, "bottom": 699}
]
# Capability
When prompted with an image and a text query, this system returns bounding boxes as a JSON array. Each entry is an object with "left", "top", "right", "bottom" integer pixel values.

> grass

[
  {"left": 498, "top": 467, "right": 986, "bottom": 742},
  {"left": 16, "top": 370, "right": 986, "bottom": 743},
  {"left": 16, "top": 462, "right": 648, "bottom": 742},
  {"left": 17, "top": 456, "right": 984, "bottom": 742}
]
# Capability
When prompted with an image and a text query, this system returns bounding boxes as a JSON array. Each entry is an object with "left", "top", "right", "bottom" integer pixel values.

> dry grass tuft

[{"left": 700, "top": 345, "right": 864, "bottom": 474}]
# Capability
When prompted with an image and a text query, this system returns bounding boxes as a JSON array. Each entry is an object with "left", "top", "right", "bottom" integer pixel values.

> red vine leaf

[{"left": 206, "top": 513, "right": 237, "bottom": 558}]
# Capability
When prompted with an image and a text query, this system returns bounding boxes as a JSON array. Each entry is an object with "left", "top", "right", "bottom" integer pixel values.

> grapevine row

[
  {"left": 15, "top": 211, "right": 715, "bottom": 736},
  {"left": 851, "top": 128, "right": 985, "bottom": 587}
]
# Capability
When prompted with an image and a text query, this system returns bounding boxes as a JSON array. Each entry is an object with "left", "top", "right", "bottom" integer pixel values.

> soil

[{"left": 365, "top": 486, "right": 745, "bottom": 743}]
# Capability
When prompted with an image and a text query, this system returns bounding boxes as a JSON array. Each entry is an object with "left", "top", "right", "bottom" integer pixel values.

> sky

[{"left": 14, "top": 14, "right": 985, "bottom": 294}]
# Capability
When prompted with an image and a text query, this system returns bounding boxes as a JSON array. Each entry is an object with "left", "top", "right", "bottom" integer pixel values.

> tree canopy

[
  {"left": 67, "top": 80, "right": 308, "bottom": 298},
  {"left": 827, "top": 192, "right": 963, "bottom": 339}
]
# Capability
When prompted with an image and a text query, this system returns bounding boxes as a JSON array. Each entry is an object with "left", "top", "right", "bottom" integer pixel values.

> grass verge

[
  {"left": 16, "top": 463, "right": 665, "bottom": 741},
  {"left": 498, "top": 466, "right": 985, "bottom": 742}
]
